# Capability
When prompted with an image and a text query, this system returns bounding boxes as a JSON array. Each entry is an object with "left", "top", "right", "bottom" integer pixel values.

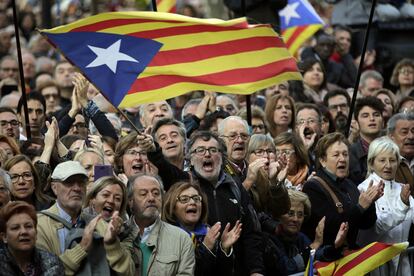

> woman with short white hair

[{"left": 358, "top": 136, "right": 413, "bottom": 275}]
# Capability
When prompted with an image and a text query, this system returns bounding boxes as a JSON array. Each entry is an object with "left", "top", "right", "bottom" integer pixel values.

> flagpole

[
  {"left": 151, "top": 0, "right": 158, "bottom": 11},
  {"left": 345, "top": 0, "right": 377, "bottom": 138},
  {"left": 11, "top": 0, "right": 31, "bottom": 139},
  {"left": 240, "top": 0, "right": 252, "bottom": 127}
]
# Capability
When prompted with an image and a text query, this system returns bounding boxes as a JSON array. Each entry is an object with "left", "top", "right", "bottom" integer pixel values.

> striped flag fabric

[
  {"left": 40, "top": 12, "right": 301, "bottom": 108},
  {"left": 313, "top": 242, "right": 408, "bottom": 276},
  {"left": 156, "top": 0, "right": 176, "bottom": 13},
  {"left": 279, "top": 0, "right": 324, "bottom": 55}
]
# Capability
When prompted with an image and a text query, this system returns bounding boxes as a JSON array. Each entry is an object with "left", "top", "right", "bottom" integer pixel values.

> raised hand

[
  {"left": 311, "top": 216, "right": 325, "bottom": 250},
  {"left": 143, "top": 161, "right": 159, "bottom": 176},
  {"left": 80, "top": 214, "right": 101, "bottom": 252},
  {"left": 334, "top": 222, "right": 348, "bottom": 249},
  {"left": 104, "top": 211, "right": 123, "bottom": 244},
  {"left": 400, "top": 184, "right": 411, "bottom": 206},
  {"left": 73, "top": 72, "right": 90, "bottom": 108},
  {"left": 359, "top": 180, "right": 384, "bottom": 210},
  {"left": 298, "top": 124, "right": 317, "bottom": 150},
  {"left": 203, "top": 222, "right": 221, "bottom": 250},
  {"left": 221, "top": 220, "right": 242, "bottom": 253},
  {"left": 195, "top": 93, "right": 211, "bottom": 120},
  {"left": 88, "top": 134, "right": 103, "bottom": 151},
  {"left": 243, "top": 158, "right": 268, "bottom": 190},
  {"left": 136, "top": 133, "right": 156, "bottom": 152}
]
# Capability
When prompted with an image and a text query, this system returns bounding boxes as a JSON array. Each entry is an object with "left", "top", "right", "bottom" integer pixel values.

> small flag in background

[
  {"left": 312, "top": 242, "right": 408, "bottom": 276},
  {"left": 156, "top": 0, "right": 176, "bottom": 13},
  {"left": 279, "top": 0, "right": 324, "bottom": 55},
  {"left": 40, "top": 12, "right": 301, "bottom": 108}
]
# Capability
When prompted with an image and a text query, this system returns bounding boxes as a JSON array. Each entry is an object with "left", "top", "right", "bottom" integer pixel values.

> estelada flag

[
  {"left": 279, "top": 0, "right": 324, "bottom": 55},
  {"left": 40, "top": 12, "right": 301, "bottom": 108},
  {"left": 313, "top": 242, "right": 408, "bottom": 276}
]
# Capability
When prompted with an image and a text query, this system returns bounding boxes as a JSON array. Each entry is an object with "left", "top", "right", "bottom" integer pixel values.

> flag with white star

[
  {"left": 42, "top": 32, "right": 162, "bottom": 106},
  {"left": 279, "top": 0, "right": 324, "bottom": 55},
  {"left": 40, "top": 12, "right": 302, "bottom": 108}
]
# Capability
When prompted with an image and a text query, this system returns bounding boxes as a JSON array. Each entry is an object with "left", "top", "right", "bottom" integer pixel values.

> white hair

[
  {"left": 367, "top": 136, "right": 401, "bottom": 176},
  {"left": 218, "top": 115, "right": 249, "bottom": 135}
]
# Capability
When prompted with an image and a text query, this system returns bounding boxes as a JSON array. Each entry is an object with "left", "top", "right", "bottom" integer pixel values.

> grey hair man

[
  {"left": 139, "top": 100, "right": 173, "bottom": 129},
  {"left": 387, "top": 112, "right": 414, "bottom": 192},
  {"left": 359, "top": 70, "right": 384, "bottom": 97},
  {"left": 128, "top": 173, "right": 195, "bottom": 275}
]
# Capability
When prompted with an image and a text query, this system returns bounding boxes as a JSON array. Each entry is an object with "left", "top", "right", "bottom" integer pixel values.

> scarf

[{"left": 288, "top": 166, "right": 309, "bottom": 188}]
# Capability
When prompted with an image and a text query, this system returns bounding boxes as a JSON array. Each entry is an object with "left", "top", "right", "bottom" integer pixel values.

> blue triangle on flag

[
  {"left": 279, "top": 0, "right": 324, "bottom": 31},
  {"left": 43, "top": 32, "right": 163, "bottom": 106}
]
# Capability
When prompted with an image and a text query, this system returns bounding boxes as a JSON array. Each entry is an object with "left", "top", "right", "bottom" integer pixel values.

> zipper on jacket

[{"left": 213, "top": 189, "right": 220, "bottom": 223}]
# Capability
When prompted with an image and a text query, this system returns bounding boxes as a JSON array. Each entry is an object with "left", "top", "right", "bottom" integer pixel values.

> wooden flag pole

[
  {"left": 11, "top": 0, "right": 31, "bottom": 139},
  {"left": 345, "top": 0, "right": 377, "bottom": 138}
]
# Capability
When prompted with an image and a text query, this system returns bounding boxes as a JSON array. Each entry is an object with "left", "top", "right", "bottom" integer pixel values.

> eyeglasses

[
  {"left": 399, "top": 68, "right": 414, "bottom": 75},
  {"left": 296, "top": 118, "right": 319, "bottom": 125},
  {"left": 177, "top": 194, "right": 202, "bottom": 204},
  {"left": 287, "top": 210, "right": 304, "bottom": 219},
  {"left": 0, "top": 120, "right": 19, "bottom": 128},
  {"left": 252, "top": 124, "right": 265, "bottom": 131},
  {"left": 43, "top": 94, "right": 59, "bottom": 99},
  {"left": 276, "top": 149, "right": 295, "bottom": 156},
  {"left": 125, "top": 149, "right": 147, "bottom": 157},
  {"left": 0, "top": 186, "right": 8, "bottom": 193},
  {"left": 221, "top": 133, "right": 249, "bottom": 141},
  {"left": 71, "top": 122, "right": 86, "bottom": 129},
  {"left": 191, "top": 147, "right": 220, "bottom": 156},
  {"left": 328, "top": 103, "right": 348, "bottom": 111},
  {"left": 1, "top": 67, "right": 18, "bottom": 72},
  {"left": 9, "top": 172, "right": 33, "bottom": 183},
  {"left": 253, "top": 148, "right": 275, "bottom": 156}
]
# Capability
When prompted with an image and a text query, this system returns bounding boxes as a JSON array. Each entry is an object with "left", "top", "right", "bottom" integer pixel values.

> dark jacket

[
  {"left": 56, "top": 101, "right": 118, "bottom": 142},
  {"left": 302, "top": 168, "right": 377, "bottom": 249},
  {"left": 0, "top": 245, "right": 64, "bottom": 276},
  {"left": 146, "top": 149, "right": 265, "bottom": 275},
  {"left": 349, "top": 138, "right": 368, "bottom": 185},
  {"left": 301, "top": 47, "right": 356, "bottom": 89},
  {"left": 263, "top": 231, "right": 343, "bottom": 275},
  {"left": 178, "top": 223, "right": 234, "bottom": 276}
]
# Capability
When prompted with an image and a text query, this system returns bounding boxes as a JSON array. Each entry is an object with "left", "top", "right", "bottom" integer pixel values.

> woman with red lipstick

[
  {"left": 163, "top": 181, "right": 241, "bottom": 276},
  {"left": 0, "top": 201, "right": 64, "bottom": 275},
  {"left": 3, "top": 155, "right": 51, "bottom": 211},
  {"left": 358, "top": 137, "right": 413, "bottom": 275}
]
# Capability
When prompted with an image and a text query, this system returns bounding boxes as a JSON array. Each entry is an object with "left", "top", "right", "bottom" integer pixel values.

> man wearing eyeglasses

[
  {"left": 218, "top": 116, "right": 251, "bottom": 186},
  {"left": 137, "top": 130, "right": 265, "bottom": 275},
  {"left": 0, "top": 106, "right": 20, "bottom": 142}
]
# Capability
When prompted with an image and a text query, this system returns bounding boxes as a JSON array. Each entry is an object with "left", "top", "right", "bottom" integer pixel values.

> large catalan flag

[
  {"left": 313, "top": 242, "right": 408, "bottom": 276},
  {"left": 40, "top": 12, "right": 301, "bottom": 108},
  {"left": 279, "top": 0, "right": 324, "bottom": 55}
]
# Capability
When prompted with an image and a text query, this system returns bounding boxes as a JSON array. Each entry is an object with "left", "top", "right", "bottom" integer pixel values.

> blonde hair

[{"left": 288, "top": 189, "right": 311, "bottom": 218}]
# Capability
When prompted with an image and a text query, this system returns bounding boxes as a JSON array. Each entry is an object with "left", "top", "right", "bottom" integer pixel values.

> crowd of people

[{"left": 0, "top": 0, "right": 413, "bottom": 275}]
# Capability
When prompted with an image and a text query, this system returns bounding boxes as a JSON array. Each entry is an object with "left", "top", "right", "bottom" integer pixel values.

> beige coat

[
  {"left": 130, "top": 218, "right": 195, "bottom": 276},
  {"left": 37, "top": 203, "right": 135, "bottom": 276}
]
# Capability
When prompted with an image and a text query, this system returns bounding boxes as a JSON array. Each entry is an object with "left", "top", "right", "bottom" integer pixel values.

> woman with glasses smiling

[
  {"left": 163, "top": 181, "right": 241, "bottom": 276},
  {"left": 3, "top": 155, "right": 52, "bottom": 211},
  {"left": 262, "top": 189, "right": 347, "bottom": 274}
]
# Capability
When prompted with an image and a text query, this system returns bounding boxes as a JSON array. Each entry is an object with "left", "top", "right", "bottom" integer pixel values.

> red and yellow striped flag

[
  {"left": 40, "top": 12, "right": 301, "bottom": 108},
  {"left": 314, "top": 242, "right": 408, "bottom": 276},
  {"left": 156, "top": 0, "right": 176, "bottom": 13}
]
